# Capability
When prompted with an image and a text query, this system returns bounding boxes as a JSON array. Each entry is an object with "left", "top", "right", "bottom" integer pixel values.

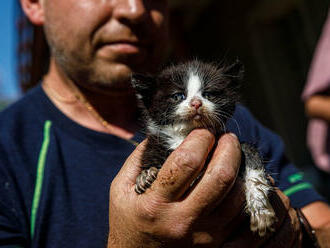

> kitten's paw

[
  {"left": 244, "top": 167, "right": 277, "bottom": 236},
  {"left": 135, "top": 167, "right": 159, "bottom": 194},
  {"left": 249, "top": 206, "right": 276, "bottom": 237}
]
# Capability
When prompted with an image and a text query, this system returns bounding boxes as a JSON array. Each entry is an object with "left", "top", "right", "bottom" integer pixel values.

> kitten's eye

[
  {"left": 171, "top": 92, "right": 186, "bottom": 101},
  {"left": 202, "top": 92, "right": 216, "bottom": 100}
]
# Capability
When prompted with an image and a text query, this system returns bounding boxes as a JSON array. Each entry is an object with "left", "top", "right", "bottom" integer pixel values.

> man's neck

[{"left": 42, "top": 59, "right": 140, "bottom": 140}]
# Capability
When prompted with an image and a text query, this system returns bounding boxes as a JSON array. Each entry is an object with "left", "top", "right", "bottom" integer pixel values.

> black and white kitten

[{"left": 131, "top": 60, "right": 276, "bottom": 236}]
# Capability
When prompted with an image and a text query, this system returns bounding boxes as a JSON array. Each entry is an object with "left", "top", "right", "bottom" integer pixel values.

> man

[{"left": 0, "top": 0, "right": 329, "bottom": 247}]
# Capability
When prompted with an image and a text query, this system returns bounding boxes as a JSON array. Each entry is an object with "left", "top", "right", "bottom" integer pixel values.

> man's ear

[
  {"left": 131, "top": 73, "right": 156, "bottom": 109},
  {"left": 20, "top": 0, "right": 45, "bottom": 26}
]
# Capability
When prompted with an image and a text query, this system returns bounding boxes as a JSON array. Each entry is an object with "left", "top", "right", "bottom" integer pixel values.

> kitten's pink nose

[{"left": 190, "top": 98, "right": 202, "bottom": 110}]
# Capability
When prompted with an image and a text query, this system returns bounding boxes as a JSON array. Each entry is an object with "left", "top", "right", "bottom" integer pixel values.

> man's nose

[{"left": 113, "top": 0, "right": 148, "bottom": 24}]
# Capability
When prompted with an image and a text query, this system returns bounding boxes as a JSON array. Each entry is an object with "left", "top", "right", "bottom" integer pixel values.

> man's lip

[{"left": 97, "top": 41, "right": 147, "bottom": 54}]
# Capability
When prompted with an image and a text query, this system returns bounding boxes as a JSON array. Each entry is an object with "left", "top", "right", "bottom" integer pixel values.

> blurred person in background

[
  {"left": 0, "top": 0, "right": 329, "bottom": 247},
  {"left": 303, "top": 10, "right": 330, "bottom": 175}
]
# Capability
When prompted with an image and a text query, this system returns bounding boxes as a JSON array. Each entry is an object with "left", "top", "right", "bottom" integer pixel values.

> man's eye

[
  {"left": 202, "top": 92, "right": 215, "bottom": 99},
  {"left": 171, "top": 92, "right": 186, "bottom": 101}
]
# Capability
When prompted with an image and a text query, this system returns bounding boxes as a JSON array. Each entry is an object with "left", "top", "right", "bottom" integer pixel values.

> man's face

[{"left": 42, "top": 0, "right": 169, "bottom": 90}]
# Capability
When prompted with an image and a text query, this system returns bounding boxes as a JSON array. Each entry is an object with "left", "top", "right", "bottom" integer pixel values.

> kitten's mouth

[
  {"left": 180, "top": 109, "right": 210, "bottom": 125},
  {"left": 186, "top": 110, "right": 205, "bottom": 122},
  {"left": 193, "top": 114, "right": 202, "bottom": 120}
]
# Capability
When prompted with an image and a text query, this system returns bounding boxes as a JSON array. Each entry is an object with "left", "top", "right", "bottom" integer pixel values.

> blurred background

[{"left": 0, "top": 0, "right": 329, "bottom": 199}]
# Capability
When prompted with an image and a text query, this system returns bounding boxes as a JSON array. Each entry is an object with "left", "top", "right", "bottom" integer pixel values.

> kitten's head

[{"left": 132, "top": 60, "right": 244, "bottom": 135}]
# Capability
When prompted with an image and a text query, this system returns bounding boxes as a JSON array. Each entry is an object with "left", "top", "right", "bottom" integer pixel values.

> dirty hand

[{"left": 108, "top": 130, "right": 301, "bottom": 247}]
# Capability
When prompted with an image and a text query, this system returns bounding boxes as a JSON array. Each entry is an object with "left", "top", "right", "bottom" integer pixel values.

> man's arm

[
  {"left": 303, "top": 201, "right": 330, "bottom": 247},
  {"left": 305, "top": 95, "right": 330, "bottom": 122},
  {"left": 303, "top": 94, "right": 330, "bottom": 246}
]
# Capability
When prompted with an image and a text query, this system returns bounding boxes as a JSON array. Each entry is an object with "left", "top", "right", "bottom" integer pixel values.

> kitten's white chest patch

[
  {"left": 147, "top": 121, "right": 190, "bottom": 150},
  {"left": 166, "top": 135, "right": 185, "bottom": 150},
  {"left": 162, "top": 123, "right": 189, "bottom": 150}
]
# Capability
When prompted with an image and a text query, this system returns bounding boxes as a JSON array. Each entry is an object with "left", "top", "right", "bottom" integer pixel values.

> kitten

[{"left": 131, "top": 60, "right": 276, "bottom": 236}]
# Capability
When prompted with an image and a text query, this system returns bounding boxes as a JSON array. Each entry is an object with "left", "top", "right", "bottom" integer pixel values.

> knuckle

[
  {"left": 212, "top": 165, "right": 237, "bottom": 189},
  {"left": 160, "top": 214, "right": 193, "bottom": 239},
  {"left": 136, "top": 195, "right": 165, "bottom": 222},
  {"left": 218, "top": 172, "right": 236, "bottom": 190},
  {"left": 135, "top": 197, "right": 195, "bottom": 239},
  {"left": 220, "top": 133, "right": 241, "bottom": 153},
  {"left": 172, "top": 149, "right": 202, "bottom": 172},
  {"left": 136, "top": 200, "right": 192, "bottom": 239},
  {"left": 191, "top": 128, "right": 214, "bottom": 139},
  {"left": 196, "top": 129, "right": 215, "bottom": 143},
  {"left": 166, "top": 223, "right": 191, "bottom": 239}
]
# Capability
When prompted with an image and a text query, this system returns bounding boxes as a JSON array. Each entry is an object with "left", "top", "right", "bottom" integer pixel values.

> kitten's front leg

[
  {"left": 135, "top": 139, "right": 170, "bottom": 194},
  {"left": 135, "top": 167, "right": 159, "bottom": 194},
  {"left": 242, "top": 144, "right": 277, "bottom": 237}
]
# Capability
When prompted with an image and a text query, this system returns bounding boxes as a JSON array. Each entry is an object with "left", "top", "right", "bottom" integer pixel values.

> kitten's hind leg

[
  {"left": 135, "top": 167, "right": 159, "bottom": 194},
  {"left": 241, "top": 143, "right": 277, "bottom": 237}
]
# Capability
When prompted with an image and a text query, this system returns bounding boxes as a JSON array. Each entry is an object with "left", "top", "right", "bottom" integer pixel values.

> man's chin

[
  {"left": 89, "top": 61, "right": 131, "bottom": 81},
  {"left": 78, "top": 79, "right": 133, "bottom": 96},
  {"left": 80, "top": 66, "right": 134, "bottom": 94},
  {"left": 68, "top": 58, "right": 158, "bottom": 93}
]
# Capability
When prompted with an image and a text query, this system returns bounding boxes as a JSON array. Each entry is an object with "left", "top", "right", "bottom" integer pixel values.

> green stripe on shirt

[
  {"left": 30, "top": 120, "right": 52, "bottom": 239},
  {"left": 283, "top": 182, "right": 313, "bottom": 196},
  {"left": 288, "top": 172, "right": 304, "bottom": 183}
]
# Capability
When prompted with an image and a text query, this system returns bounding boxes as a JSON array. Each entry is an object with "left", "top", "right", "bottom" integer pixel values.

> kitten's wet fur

[{"left": 131, "top": 60, "right": 276, "bottom": 236}]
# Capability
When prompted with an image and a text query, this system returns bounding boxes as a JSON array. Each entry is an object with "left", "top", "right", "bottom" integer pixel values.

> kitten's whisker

[
  {"left": 210, "top": 113, "right": 227, "bottom": 133},
  {"left": 212, "top": 109, "right": 241, "bottom": 135},
  {"left": 213, "top": 110, "right": 231, "bottom": 120},
  {"left": 229, "top": 117, "right": 241, "bottom": 136}
]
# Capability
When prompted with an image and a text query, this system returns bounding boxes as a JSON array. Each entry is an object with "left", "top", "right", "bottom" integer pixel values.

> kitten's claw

[{"left": 135, "top": 167, "right": 159, "bottom": 194}]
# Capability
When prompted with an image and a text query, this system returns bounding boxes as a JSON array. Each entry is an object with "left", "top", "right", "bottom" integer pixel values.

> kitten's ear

[
  {"left": 131, "top": 73, "right": 156, "bottom": 109},
  {"left": 224, "top": 59, "right": 245, "bottom": 86}
]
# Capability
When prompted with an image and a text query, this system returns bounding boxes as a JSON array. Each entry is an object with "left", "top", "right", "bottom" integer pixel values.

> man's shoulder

[
  {"left": 0, "top": 85, "right": 45, "bottom": 144},
  {"left": 0, "top": 85, "right": 43, "bottom": 124}
]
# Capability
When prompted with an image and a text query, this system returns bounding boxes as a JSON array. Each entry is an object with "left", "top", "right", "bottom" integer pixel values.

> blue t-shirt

[{"left": 0, "top": 85, "right": 324, "bottom": 247}]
